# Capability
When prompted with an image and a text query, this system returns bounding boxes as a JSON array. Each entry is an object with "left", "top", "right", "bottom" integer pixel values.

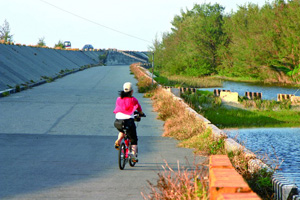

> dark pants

[{"left": 114, "top": 119, "right": 138, "bottom": 145}]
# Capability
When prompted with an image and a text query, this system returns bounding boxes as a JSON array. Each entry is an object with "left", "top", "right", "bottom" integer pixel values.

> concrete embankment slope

[
  {"left": 0, "top": 44, "right": 103, "bottom": 91},
  {"left": 105, "top": 50, "right": 148, "bottom": 65},
  {"left": 0, "top": 44, "right": 148, "bottom": 92}
]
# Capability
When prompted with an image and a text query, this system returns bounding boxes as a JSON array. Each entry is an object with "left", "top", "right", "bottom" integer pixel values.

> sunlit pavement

[{"left": 0, "top": 65, "right": 207, "bottom": 199}]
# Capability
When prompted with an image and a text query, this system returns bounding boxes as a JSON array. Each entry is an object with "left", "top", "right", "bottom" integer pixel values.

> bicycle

[{"left": 118, "top": 111, "right": 146, "bottom": 170}]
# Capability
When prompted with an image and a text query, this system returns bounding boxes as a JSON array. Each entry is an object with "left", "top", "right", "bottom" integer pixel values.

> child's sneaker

[
  {"left": 131, "top": 154, "right": 138, "bottom": 162},
  {"left": 114, "top": 140, "right": 120, "bottom": 150}
]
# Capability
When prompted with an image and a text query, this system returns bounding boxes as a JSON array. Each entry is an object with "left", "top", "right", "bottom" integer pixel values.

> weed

[
  {"left": 46, "top": 77, "right": 53, "bottom": 83},
  {"left": 163, "top": 112, "right": 205, "bottom": 140},
  {"left": 142, "top": 161, "right": 209, "bottom": 200},
  {"left": 21, "top": 83, "right": 29, "bottom": 89},
  {"left": 137, "top": 76, "right": 157, "bottom": 93},
  {"left": 227, "top": 150, "right": 250, "bottom": 175},
  {"left": 246, "top": 168, "right": 274, "bottom": 199},
  {"left": 1, "top": 91, "right": 10, "bottom": 97},
  {"left": 152, "top": 92, "right": 180, "bottom": 121},
  {"left": 208, "top": 138, "right": 225, "bottom": 155},
  {"left": 227, "top": 148, "right": 278, "bottom": 199},
  {"left": 143, "top": 91, "right": 155, "bottom": 98},
  {"left": 241, "top": 99, "right": 290, "bottom": 111},
  {"left": 99, "top": 52, "right": 107, "bottom": 64},
  {"left": 279, "top": 100, "right": 292, "bottom": 110},
  {"left": 180, "top": 130, "right": 226, "bottom": 156},
  {"left": 15, "top": 85, "right": 20, "bottom": 92},
  {"left": 41, "top": 76, "right": 54, "bottom": 83}
]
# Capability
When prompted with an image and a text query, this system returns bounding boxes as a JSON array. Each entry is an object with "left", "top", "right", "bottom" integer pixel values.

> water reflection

[
  {"left": 225, "top": 128, "right": 300, "bottom": 174},
  {"left": 200, "top": 81, "right": 300, "bottom": 100},
  {"left": 199, "top": 81, "right": 300, "bottom": 185}
]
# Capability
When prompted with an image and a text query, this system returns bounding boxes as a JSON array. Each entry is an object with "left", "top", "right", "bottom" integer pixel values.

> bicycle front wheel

[{"left": 118, "top": 143, "right": 126, "bottom": 170}]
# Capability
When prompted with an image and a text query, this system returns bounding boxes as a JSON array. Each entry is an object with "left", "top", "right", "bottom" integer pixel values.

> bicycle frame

[
  {"left": 118, "top": 129, "right": 135, "bottom": 170},
  {"left": 118, "top": 111, "right": 145, "bottom": 170}
]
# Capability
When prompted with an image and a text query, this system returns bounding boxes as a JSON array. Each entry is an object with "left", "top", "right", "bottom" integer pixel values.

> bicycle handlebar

[
  {"left": 133, "top": 111, "right": 146, "bottom": 121},
  {"left": 139, "top": 113, "right": 146, "bottom": 117}
]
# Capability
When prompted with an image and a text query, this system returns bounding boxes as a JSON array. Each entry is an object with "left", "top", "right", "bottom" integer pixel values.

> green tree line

[{"left": 152, "top": 0, "right": 300, "bottom": 84}]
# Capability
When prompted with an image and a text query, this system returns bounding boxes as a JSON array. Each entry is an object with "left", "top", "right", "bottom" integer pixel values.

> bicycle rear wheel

[
  {"left": 118, "top": 143, "right": 126, "bottom": 170},
  {"left": 129, "top": 144, "right": 136, "bottom": 167}
]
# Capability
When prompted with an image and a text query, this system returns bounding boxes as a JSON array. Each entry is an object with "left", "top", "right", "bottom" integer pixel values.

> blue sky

[{"left": 1, "top": 0, "right": 268, "bottom": 51}]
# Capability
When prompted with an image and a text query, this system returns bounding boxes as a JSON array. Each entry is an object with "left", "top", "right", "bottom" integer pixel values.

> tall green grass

[
  {"left": 154, "top": 74, "right": 222, "bottom": 88},
  {"left": 182, "top": 91, "right": 300, "bottom": 128}
]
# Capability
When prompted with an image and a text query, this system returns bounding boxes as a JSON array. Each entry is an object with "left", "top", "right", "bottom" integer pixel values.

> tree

[
  {"left": 37, "top": 37, "right": 46, "bottom": 47},
  {"left": 152, "top": 3, "right": 226, "bottom": 76},
  {"left": 220, "top": 1, "right": 300, "bottom": 80},
  {"left": 54, "top": 40, "right": 64, "bottom": 49},
  {"left": 0, "top": 19, "right": 13, "bottom": 42}
]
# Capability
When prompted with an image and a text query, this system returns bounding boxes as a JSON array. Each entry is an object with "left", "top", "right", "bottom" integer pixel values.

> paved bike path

[{"left": 0, "top": 65, "right": 207, "bottom": 199}]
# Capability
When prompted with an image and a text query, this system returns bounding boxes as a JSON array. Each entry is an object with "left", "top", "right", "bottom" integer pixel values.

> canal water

[
  {"left": 225, "top": 128, "right": 300, "bottom": 186},
  {"left": 200, "top": 81, "right": 300, "bottom": 187},
  {"left": 200, "top": 81, "right": 300, "bottom": 100}
]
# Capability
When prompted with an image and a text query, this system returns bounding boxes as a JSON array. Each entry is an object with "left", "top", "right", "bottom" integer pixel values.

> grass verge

[
  {"left": 154, "top": 73, "right": 222, "bottom": 88},
  {"left": 130, "top": 64, "right": 275, "bottom": 199},
  {"left": 130, "top": 64, "right": 158, "bottom": 93},
  {"left": 181, "top": 90, "right": 300, "bottom": 128},
  {"left": 130, "top": 64, "right": 224, "bottom": 199}
]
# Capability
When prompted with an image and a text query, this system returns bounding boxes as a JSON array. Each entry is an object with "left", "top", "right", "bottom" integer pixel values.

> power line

[{"left": 39, "top": 0, "right": 151, "bottom": 44}]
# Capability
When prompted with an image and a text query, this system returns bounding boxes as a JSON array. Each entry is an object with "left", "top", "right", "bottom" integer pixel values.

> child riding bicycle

[{"left": 113, "top": 82, "right": 144, "bottom": 162}]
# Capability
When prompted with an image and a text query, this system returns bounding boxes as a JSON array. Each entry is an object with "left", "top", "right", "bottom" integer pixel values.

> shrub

[
  {"left": 151, "top": 89, "right": 180, "bottom": 121},
  {"left": 130, "top": 64, "right": 157, "bottom": 93},
  {"left": 142, "top": 161, "right": 209, "bottom": 200},
  {"left": 228, "top": 150, "right": 276, "bottom": 199}
]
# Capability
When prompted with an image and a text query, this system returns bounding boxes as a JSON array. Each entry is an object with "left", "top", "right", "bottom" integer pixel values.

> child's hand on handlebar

[{"left": 139, "top": 112, "right": 146, "bottom": 117}]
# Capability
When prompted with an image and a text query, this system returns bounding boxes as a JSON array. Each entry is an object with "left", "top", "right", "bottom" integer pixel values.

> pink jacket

[{"left": 113, "top": 97, "right": 142, "bottom": 115}]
